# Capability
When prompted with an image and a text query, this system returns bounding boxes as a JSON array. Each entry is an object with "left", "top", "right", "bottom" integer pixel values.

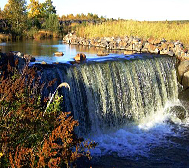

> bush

[{"left": 0, "top": 60, "right": 96, "bottom": 167}]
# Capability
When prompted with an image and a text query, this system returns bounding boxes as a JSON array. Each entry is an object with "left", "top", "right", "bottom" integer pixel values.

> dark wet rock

[{"left": 168, "top": 105, "right": 187, "bottom": 120}]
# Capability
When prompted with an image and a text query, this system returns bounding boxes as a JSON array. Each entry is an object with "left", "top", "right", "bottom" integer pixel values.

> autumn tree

[
  {"left": 27, "top": 0, "right": 43, "bottom": 28},
  {"left": 27, "top": 0, "right": 43, "bottom": 19},
  {"left": 3, "top": 0, "right": 27, "bottom": 36},
  {"left": 0, "top": 8, "right": 3, "bottom": 20}
]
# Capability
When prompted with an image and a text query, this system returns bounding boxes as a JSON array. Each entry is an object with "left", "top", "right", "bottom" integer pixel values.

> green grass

[{"left": 76, "top": 20, "right": 189, "bottom": 46}]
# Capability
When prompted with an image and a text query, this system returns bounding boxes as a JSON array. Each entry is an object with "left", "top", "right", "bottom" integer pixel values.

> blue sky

[{"left": 0, "top": 0, "right": 189, "bottom": 21}]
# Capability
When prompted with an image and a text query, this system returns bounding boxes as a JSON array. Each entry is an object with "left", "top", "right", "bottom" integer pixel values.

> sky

[{"left": 0, "top": 0, "right": 189, "bottom": 21}]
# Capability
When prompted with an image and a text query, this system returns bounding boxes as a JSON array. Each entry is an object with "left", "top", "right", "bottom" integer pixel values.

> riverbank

[{"left": 63, "top": 33, "right": 189, "bottom": 58}]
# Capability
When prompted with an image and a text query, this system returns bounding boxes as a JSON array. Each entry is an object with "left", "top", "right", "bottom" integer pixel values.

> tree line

[{"left": 0, "top": 0, "right": 106, "bottom": 40}]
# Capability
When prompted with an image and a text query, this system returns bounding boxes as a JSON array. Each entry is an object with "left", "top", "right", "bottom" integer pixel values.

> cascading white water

[
  {"left": 39, "top": 55, "right": 189, "bottom": 166},
  {"left": 60, "top": 56, "right": 179, "bottom": 136}
]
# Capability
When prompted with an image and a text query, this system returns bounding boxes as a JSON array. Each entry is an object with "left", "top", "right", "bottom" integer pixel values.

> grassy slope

[{"left": 76, "top": 20, "right": 189, "bottom": 45}]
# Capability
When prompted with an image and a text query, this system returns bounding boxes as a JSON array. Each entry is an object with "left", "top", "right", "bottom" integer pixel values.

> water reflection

[
  {"left": 0, "top": 39, "right": 132, "bottom": 63},
  {"left": 0, "top": 39, "right": 60, "bottom": 57}
]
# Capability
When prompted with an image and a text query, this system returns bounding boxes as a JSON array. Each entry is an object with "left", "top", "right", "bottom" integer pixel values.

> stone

[
  {"left": 41, "top": 61, "right": 47, "bottom": 65},
  {"left": 153, "top": 39, "right": 161, "bottom": 45},
  {"left": 161, "top": 42, "right": 168, "bottom": 50},
  {"left": 177, "top": 60, "right": 189, "bottom": 83},
  {"left": 74, "top": 53, "right": 86, "bottom": 61},
  {"left": 168, "top": 43, "right": 174, "bottom": 49},
  {"left": 147, "top": 37, "right": 155, "bottom": 44},
  {"left": 182, "top": 71, "right": 189, "bottom": 89},
  {"left": 148, "top": 44, "right": 156, "bottom": 52},
  {"left": 167, "top": 50, "right": 174, "bottom": 57},
  {"left": 124, "top": 51, "right": 136, "bottom": 55},
  {"left": 125, "top": 45, "right": 133, "bottom": 51},
  {"left": 54, "top": 52, "right": 64, "bottom": 56},
  {"left": 97, "top": 51, "right": 109, "bottom": 56},
  {"left": 132, "top": 38, "right": 140, "bottom": 44},
  {"left": 53, "top": 62, "right": 59, "bottom": 64},
  {"left": 16, "top": 52, "right": 24, "bottom": 58},
  {"left": 183, "top": 48, "right": 188, "bottom": 53},
  {"left": 168, "top": 105, "right": 187, "bottom": 120}
]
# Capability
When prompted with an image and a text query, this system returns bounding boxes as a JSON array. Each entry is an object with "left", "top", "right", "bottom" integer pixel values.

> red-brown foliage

[{"left": 0, "top": 59, "right": 96, "bottom": 168}]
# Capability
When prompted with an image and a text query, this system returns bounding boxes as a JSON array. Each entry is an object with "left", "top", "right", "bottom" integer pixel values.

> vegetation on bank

[
  {"left": 76, "top": 20, "right": 189, "bottom": 45},
  {"left": 0, "top": 53, "right": 96, "bottom": 167},
  {"left": 0, "top": 0, "right": 189, "bottom": 45},
  {"left": 0, "top": 0, "right": 60, "bottom": 40},
  {"left": 0, "top": 0, "right": 106, "bottom": 41}
]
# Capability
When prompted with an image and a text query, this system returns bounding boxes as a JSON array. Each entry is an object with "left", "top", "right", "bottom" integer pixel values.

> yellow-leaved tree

[{"left": 27, "top": 0, "right": 43, "bottom": 19}]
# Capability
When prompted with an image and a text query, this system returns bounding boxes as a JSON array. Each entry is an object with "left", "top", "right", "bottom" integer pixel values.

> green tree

[
  {"left": 3, "top": 0, "right": 27, "bottom": 36},
  {"left": 27, "top": 0, "right": 43, "bottom": 29},
  {"left": 42, "top": 13, "right": 60, "bottom": 33},
  {"left": 42, "top": 0, "right": 56, "bottom": 18}
]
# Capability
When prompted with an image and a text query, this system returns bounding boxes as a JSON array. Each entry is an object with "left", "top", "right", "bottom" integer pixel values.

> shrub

[{"left": 0, "top": 59, "right": 96, "bottom": 167}]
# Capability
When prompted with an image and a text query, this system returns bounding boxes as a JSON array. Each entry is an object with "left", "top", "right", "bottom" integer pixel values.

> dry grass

[
  {"left": 0, "top": 33, "right": 11, "bottom": 42},
  {"left": 76, "top": 20, "right": 189, "bottom": 45},
  {"left": 33, "top": 30, "right": 54, "bottom": 39}
]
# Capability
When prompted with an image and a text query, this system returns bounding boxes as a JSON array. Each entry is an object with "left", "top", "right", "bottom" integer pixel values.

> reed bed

[
  {"left": 0, "top": 33, "right": 11, "bottom": 42},
  {"left": 76, "top": 20, "right": 189, "bottom": 45}
]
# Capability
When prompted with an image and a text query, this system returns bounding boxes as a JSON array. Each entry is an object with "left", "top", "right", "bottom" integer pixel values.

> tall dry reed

[{"left": 76, "top": 20, "right": 189, "bottom": 45}]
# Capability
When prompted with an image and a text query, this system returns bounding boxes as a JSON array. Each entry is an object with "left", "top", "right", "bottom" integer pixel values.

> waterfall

[{"left": 40, "top": 56, "right": 178, "bottom": 136}]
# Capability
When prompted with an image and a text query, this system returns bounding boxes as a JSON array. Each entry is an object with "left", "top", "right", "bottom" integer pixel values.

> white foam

[{"left": 89, "top": 101, "right": 188, "bottom": 157}]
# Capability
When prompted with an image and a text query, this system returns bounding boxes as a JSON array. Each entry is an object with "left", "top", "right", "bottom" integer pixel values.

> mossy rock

[{"left": 168, "top": 105, "right": 187, "bottom": 120}]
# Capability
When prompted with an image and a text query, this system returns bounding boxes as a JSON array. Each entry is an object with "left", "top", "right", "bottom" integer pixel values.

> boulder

[
  {"left": 177, "top": 60, "right": 189, "bottom": 83},
  {"left": 74, "top": 53, "right": 86, "bottom": 61},
  {"left": 41, "top": 61, "right": 47, "bottom": 65},
  {"left": 16, "top": 52, "right": 24, "bottom": 58},
  {"left": 148, "top": 44, "right": 156, "bottom": 52},
  {"left": 147, "top": 37, "right": 155, "bottom": 44},
  {"left": 54, "top": 52, "right": 64, "bottom": 56},
  {"left": 161, "top": 42, "right": 168, "bottom": 50},
  {"left": 167, "top": 50, "right": 174, "bottom": 57},
  {"left": 97, "top": 51, "right": 109, "bottom": 56},
  {"left": 153, "top": 39, "right": 161, "bottom": 45},
  {"left": 182, "top": 71, "right": 189, "bottom": 89},
  {"left": 168, "top": 43, "right": 174, "bottom": 49},
  {"left": 168, "top": 105, "right": 187, "bottom": 120}
]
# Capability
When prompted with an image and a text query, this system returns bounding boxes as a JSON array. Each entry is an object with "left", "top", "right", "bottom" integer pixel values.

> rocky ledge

[
  {"left": 63, "top": 33, "right": 189, "bottom": 89},
  {"left": 63, "top": 33, "right": 189, "bottom": 58}
]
